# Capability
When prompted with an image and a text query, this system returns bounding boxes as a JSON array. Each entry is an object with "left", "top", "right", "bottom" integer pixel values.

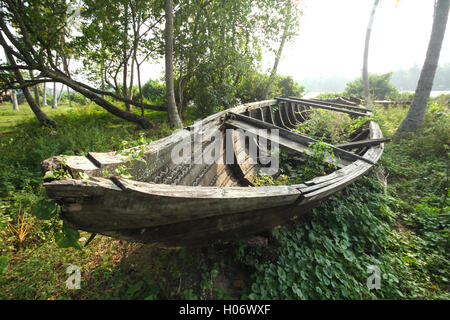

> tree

[
  {"left": 363, "top": 0, "right": 380, "bottom": 106},
  {"left": 4, "top": 48, "right": 56, "bottom": 126},
  {"left": 344, "top": 73, "right": 398, "bottom": 100},
  {"left": 395, "top": 0, "right": 449, "bottom": 136},
  {"left": 72, "top": 0, "right": 164, "bottom": 113},
  {"left": 164, "top": 0, "right": 182, "bottom": 128},
  {"left": 52, "top": 82, "right": 57, "bottom": 109},
  {"left": 173, "top": 0, "right": 303, "bottom": 117},
  {"left": 0, "top": 0, "right": 159, "bottom": 129},
  {"left": 11, "top": 89, "right": 18, "bottom": 110},
  {"left": 263, "top": 0, "right": 302, "bottom": 99},
  {"left": 43, "top": 82, "right": 47, "bottom": 106}
]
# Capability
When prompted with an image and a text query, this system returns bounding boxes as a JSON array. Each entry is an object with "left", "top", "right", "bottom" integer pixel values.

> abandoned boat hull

[{"left": 42, "top": 98, "right": 384, "bottom": 247}]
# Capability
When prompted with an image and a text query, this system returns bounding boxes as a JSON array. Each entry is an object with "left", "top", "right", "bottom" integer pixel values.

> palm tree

[
  {"left": 363, "top": 0, "right": 380, "bottom": 106},
  {"left": 395, "top": 0, "right": 449, "bottom": 136}
]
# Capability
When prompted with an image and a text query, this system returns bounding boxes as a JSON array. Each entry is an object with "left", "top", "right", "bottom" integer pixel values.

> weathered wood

[
  {"left": 41, "top": 98, "right": 385, "bottom": 247},
  {"left": 226, "top": 118, "right": 350, "bottom": 168},
  {"left": 278, "top": 97, "right": 371, "bottom": 117},
  {"left": 45, "top": 176, "right": 302, "bottom": 232},
  {"left": 227, "top": 112, "right": 374, "bottom": 166},
  {"left": 335, "top": 138, "right": 390, "bottom": 150},
  {"left": 279, "top": 102, "right": 297, "bottom": 129}
]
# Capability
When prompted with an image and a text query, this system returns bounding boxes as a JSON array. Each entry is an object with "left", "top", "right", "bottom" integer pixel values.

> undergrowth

[{"left": 0, "top": 97, "right": 448, "bottom": 299}]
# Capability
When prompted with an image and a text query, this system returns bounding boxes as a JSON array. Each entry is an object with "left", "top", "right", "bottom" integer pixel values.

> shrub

[{"left": 344, "top": 73, "right": 399, "bottom": 100}]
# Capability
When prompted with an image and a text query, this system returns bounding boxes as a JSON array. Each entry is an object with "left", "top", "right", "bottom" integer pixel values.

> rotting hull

[{"left": 42, "top": 98, "right": 385, "bottom": 247}]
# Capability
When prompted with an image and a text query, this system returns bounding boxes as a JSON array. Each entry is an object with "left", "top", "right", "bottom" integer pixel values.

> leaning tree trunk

[
  {"left": 45, "top": 70, "right": 153, "bottom": 129},
  {"left": 67, "top": 86, "right": 71, "bottom": 107},
  {"left": 395, "top": 0, "right": 449, "bottom": 136},
  {"left": 263, "top": 22, "right": 289, "bottom": 100},
  {"left": 11, "top": 89, "right": 19, "bottom": 111},
  {"left": 52, "top": 82, "right": 57, "bottom": 109},
  {"left": 164, "top": 0, "right": 183, "bottom": 129},
  {"left": 5, "top": 51, "right": 56, "bottom": 126},
  {"left": 363, "top": 0, "right": 380, "bottom": 106},
  {"left": 43, "top": 82, "right": 47, "bottom": 106},
  {"left": 29, "top": 70, "right": 41, "bottom": 108}
]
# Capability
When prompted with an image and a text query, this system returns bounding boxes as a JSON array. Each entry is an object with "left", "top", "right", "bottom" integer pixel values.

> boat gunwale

[{"left": 43, "top": 99, "right": 385, "bottom": 200}]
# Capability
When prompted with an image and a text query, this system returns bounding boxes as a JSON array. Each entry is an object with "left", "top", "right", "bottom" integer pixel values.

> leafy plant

[
  {"left": 7, "top": 210, "right": 31, "bottom": 249},
  {"left": 115, "top": 133, "right": 149, "bottom": 179}
]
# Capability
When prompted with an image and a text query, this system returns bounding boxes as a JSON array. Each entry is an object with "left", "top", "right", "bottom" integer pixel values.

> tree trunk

[
  {"left": 46, "top": 71, "right": 153, "bottom": 129},
  {"left": 52, "top": 82, "right": 58, "bottom": 109},
  {"left": 164, "top": 0, "right": 183, "bottom": 129},
  {"left": 6, "top": 52, "right": 56, "bottom": 126},
  {"left": 263, "top": 23, "right": 289, "bottom": 100},
  {"left": 11, "top": 89, "right": 19, "bottom": 111},
  {"left": 136, "top": 58, "right": 144, "bottom": 116},
  {"left": 29, "top": 70, "right": 41, "bottom": 108},
  {"left": 57, "top": 83, "right": 65, "bottom": 104},
  {"left": 395, "top": 0, "right": 449, "bottom": 136},
  {"left": 363, "top": 0, "right": 380, "bottom": 106},
  {"left": 123, "top": 2, "right": 131, "bottom": 112},
  {"left": 67, "top": 86, "right": 71, "bottom": 107},
  {"left": 43, "top": 82, "right": 47, "bottom": 106}
]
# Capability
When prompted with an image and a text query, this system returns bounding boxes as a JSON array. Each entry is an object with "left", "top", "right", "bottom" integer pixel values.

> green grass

[
  {"left": 0, "top": 98, "right": 448, "bottom": 299},
  {"left": 0, "top": 102, "right": 83, "bottom": 132}
]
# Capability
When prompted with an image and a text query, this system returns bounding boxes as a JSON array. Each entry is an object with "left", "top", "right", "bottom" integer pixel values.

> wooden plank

[
  {"left": 232, "top": 130, "right": 261, "bottom": 183},
  {"left": 279, "top": 102, "right": 297, "bottom": 129},
  {"left": 46, "top": 176, "right": 302, "bottom": 232},
  {"left": 278, "top": 97, "right": 371, "bottom": 117},
  {"left": 96, "top": 199, "right": 321, "bottom": 247},
  {"left": 302, "top": 121, "right": 384, "bottom": 202},
  {"left": 227, "top": 112, "right": 375, "bottom": 165},
  {"left": 286, "top": 102, "right": 300, "bottom": 126},
  {"left": 263, "top": 106, "right": 275, "bottom": 125},
  {"left": 226, "top": 118, "right": 350, "bottom": 168},
  {"left": 335, "top": 138, "right": 390, "bottom": 150},
  {"left": 293, "top": 104, "right": 307, "bottom": 122},
  {"left": 272, "top": 105, "right": 287, "bottom": 128}
]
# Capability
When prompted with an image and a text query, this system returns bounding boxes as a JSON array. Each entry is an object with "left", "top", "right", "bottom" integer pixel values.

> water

[{"left": 303, "top": 91, "right": 450, "bottom": 99}]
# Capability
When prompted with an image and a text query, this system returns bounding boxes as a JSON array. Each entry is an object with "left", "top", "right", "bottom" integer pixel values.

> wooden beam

[
  {"left": 335, "top": 138, "right": 390, "bottom": 150},
  {"left": 288, "top": 96, "right": 371, "bottom": 113},
  {"left": 226, "top": 112, "right": 375, "bottom": 165},
  {"left": 278, "top": 97, "right": 371, "bottom": 117},
  {"left": 226, "top": 118, "right": 350, "bottom": 168}
]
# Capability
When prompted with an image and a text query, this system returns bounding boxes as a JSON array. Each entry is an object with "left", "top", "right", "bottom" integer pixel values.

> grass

[
  {"left": 0, "top": 98, "right": 448, "bottom": 299},
  {"left": 0, "top": 102, "right": 79, "bottom": 132}
]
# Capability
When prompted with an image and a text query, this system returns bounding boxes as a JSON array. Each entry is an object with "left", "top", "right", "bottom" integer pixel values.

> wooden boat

[{"left": 41, "top": 97, "right": 387, "bottom": 247}]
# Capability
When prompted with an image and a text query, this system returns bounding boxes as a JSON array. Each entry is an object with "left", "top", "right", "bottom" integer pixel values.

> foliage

[
  {"left": 114, "top": 133, "right": 150, "bottom": 179},
  {"left": 241, "top": 99, "right": 449, "bottom": 299},
  {"left": 0, "top": 102, "right": 175, "bottom": 255},
  {"left": 173, "top": 0, "right": 303, "bottom": 116},
  {"left": 294, "top": 109, "right": 351, "bottom": 144},
  {"left": 0, "top": 94, "right": 448, "bottom": 300},
  {"left": 236, "top": 71, "right": 305, "bottom": 103},
  {"left": 253, "top": 141, "right": 337, "bottom": 186},
  {"left": 0, "top": 256, "right": 8, "bottom": 276},
  {"left": 314, "top": 92, "right": 345, "bottom": 100},
  {"left": 142, "top": 80, "right": 166, "bottom": 105},
  {"left": 344, "top": 73, "right": 399, "bottom": 100},
  {"left": 300, "top": 64, "right": 450, "bottom": 92}
]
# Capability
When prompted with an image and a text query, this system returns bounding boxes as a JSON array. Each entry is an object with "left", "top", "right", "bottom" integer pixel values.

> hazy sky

[{"left": 277, "top": 0, "right": 450, "bottom": 81}]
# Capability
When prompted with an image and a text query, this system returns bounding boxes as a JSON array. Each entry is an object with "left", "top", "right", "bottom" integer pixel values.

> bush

[
  {"left": 236, "top": 71, "right": 305, "bottom": 103},
  {"left": 344, "top": 73, "right": 399, "bottom": 100},
  {"left": 142, "top": 80, "right": 166, "bottom": 105}
]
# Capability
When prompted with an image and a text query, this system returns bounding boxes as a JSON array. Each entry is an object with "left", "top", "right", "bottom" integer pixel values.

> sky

[{"left": 276, "top": 0, "right": 450, "bottom": 81}]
